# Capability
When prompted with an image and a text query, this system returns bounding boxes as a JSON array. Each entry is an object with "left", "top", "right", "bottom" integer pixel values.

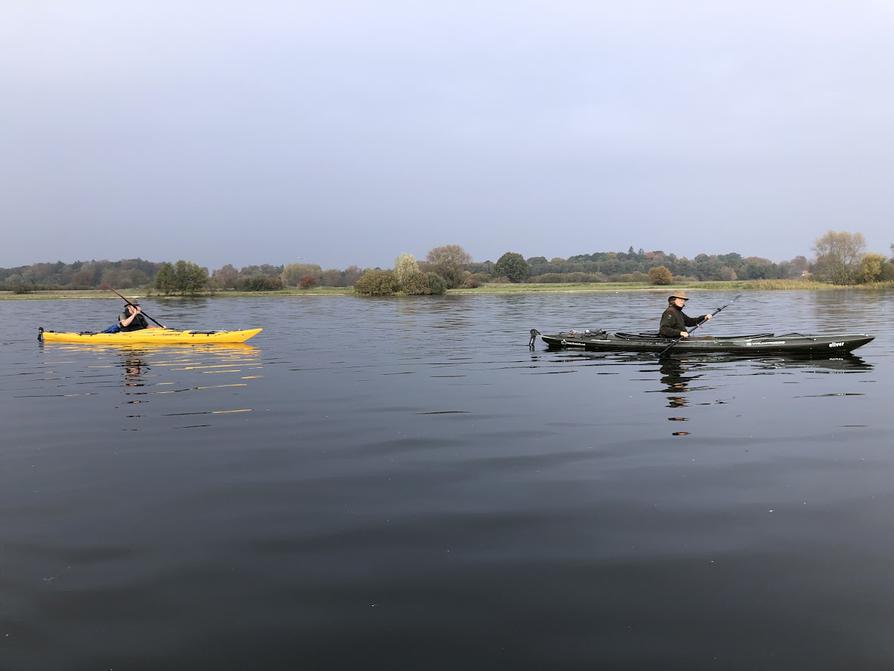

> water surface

[{"left": 1, "top": 291, "right": 893, "bottom": 669}]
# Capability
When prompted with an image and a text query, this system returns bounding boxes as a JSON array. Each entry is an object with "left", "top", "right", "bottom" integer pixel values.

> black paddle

[
  {"left": 658, "top": 294, "right": 742, "bottom": 357},
  {"left": 104, "top": 286, "right": 168, "bottom": 328}
]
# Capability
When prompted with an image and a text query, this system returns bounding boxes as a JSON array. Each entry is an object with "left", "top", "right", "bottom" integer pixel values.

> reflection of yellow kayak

[
  {"left": 51, "top": 342, "right": 259, "bottom": 354},
  {"left": 38, "top": 327, "right": 262, "bottom": 344}
]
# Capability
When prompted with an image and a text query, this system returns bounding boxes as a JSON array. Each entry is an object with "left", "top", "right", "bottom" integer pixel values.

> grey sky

[{"left": 2, "top": 1, "right": 893, "bottom": 269}]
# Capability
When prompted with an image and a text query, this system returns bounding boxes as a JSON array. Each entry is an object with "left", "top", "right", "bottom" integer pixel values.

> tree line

[
  {"left": 2, "top": 233, "right": 892, "bottom": 294},
  {"left": 0, "top": 259, "right": 364, "bottom": 294},
  {"left": 356, "top": 234, "right": 894, "bottom": 293}
]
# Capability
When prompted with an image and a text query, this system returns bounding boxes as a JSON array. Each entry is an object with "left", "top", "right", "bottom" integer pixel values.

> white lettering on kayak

[{"left": 829, "top": 341, "right": 845, "bottom": 348}]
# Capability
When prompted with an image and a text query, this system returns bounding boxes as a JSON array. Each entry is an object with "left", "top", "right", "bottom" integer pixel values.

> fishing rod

[{"left": 658, "top": 294, "right": 742, "bottom": 357}]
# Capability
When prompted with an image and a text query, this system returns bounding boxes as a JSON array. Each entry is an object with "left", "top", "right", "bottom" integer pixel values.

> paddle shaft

[
  {"left": 107, "top": 287, "right": 166, "bottom": 328},
  {"left": 658, "top": 294, "right": 742, "bottom": 357}
]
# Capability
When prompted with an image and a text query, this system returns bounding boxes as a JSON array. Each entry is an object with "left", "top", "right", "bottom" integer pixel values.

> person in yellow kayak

[
  {"left": 101, "top": 302, "right": 152, "bottom": 334},
  {"left": 659, "top": 291, "right": 711, "bottom": 338}
]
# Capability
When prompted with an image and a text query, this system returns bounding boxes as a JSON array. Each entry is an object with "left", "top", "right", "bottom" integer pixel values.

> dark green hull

[{"left": 537, "top": 330, "right": 874, "bottom": 355}]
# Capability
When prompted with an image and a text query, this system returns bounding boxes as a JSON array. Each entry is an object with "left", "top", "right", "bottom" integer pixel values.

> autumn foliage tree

[
  {"left": 354, "top": 269, "right": 398, "bottom": 296},
  {"left": 394, "top": 253, "right": 420, "bottom": 286},
  {"left": 812, "top": 231, "right": 865, "bottom": 284},
  {"left": 648, "top": 266, "right": 673, "bottom": 285},
  {"left": 425, "top": 244, "right": 471, "bottom": 288}
]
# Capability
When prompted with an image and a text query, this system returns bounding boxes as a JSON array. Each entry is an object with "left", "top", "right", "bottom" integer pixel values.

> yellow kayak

[{"left": 38, "top": 327, "right": 262, "bottom": 344}]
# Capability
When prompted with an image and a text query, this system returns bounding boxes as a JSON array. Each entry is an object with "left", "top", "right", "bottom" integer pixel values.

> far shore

[{"left": 3, "top": 279, "right": 893, "bottom": 300}]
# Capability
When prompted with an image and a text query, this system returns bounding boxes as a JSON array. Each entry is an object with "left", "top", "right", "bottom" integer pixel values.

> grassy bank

[
  {"left": 453, "top": 279, "right": 882, "bottom": 294},
  {"left": 3, "top": 279, "right": 892, "bottom": 301}
]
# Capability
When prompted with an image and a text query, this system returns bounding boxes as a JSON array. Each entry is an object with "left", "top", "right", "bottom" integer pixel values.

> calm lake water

[{"left": 2, "top": 290, "right": 893, "bottom": 670}]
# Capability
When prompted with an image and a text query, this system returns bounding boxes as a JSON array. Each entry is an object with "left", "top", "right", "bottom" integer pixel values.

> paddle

[
  {"left": 658, "top": 294, "right": 742, "bottom": 357},
  {"left": 103, "top": 286, "right": 168, "bottom": 329}
]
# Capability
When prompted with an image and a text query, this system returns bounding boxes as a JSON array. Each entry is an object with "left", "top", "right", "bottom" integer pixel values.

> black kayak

[{"left": 534, "top": 330, "right": 874, "bottom": 355}]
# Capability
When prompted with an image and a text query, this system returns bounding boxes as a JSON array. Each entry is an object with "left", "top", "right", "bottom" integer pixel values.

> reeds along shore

[{"left": 3, "top": 279, "right": 894, "bottom": 300}]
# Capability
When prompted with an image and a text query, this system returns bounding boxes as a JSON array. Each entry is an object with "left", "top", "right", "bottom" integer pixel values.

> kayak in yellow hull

[{"left": 38, "top": 327, "right": 262, "bottom": 344}]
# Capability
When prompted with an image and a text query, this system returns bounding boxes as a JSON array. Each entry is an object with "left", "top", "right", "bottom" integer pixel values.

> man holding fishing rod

[{"left": 658, "top": 291, "right": 711, "bottom": 338}]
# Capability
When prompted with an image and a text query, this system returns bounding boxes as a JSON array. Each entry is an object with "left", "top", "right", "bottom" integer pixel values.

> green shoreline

[{"left": 3, "top": 279, "right": 893, "bottom": 300}]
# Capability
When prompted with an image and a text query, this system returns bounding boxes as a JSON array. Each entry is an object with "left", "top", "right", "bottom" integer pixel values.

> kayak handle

[{"left": 529, "top": 329, "right": 541, "bottom": 349}]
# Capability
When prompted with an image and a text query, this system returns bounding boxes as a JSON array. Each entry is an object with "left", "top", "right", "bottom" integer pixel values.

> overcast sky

[{"left": 2, "top": 1, "right": 893, "bottom": 269}]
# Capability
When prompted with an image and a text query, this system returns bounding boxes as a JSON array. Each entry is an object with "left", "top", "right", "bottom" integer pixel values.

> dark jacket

[
  {"left": 659, "top": 305, "right": 706, "bottom": 338},
  {"left": 119, "top": 311, "right": 149, "bottom": 332}
]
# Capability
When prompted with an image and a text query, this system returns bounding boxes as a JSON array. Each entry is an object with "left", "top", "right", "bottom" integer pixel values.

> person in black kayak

[
  {"left": 102, "top": 302, "right": 151, "bottom": 333},
  {"left": 658, "top": 291, "right": 711, "bottom": 338}
]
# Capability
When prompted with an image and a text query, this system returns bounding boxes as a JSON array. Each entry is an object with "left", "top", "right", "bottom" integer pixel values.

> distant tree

[
  {"left": 211, "top": 264, "right": 239, "bottom": 289},
  {"left": 155, "top": 261, "right": 208, "bottom": 294},
  {"left": 354, "top": 269, "right": 398, "bottom": 296},
  {"left": 154, "top": 263, "right": 176, "bottom": 294},
  {"left": 788, "top": 255, "right": 809, "bottom": 278},
  {"left": 101, "top": 267, "right": 147, "bottom": 289},
  {"left": 716, "top": 266, "right": 737, "bottom": 281},
  {"left": 71, "top": 264, "right": 100, "bottom": 289},
  {"left": 425, "top": 244, "right": 471, "bottom": 288},
  {"left": 741, "top": 257, "right": 777, "bottom": 280},
  {"left": 394, "top": 253, "right": 420, "bottom": 287},
  {"left": 859, "top": 253, "right": 887, "bottom": 283},
  {"left": 468, "top": 260, "right": 495, "bottom": 276},
  {"left": 5, "top": 273, "right": 33, "bottom": 293},
  {"left": 282, "top": 263, "right": 322, "bottom": 287},
  {"left": 298, "top": 275, "right": 318, "bottom": 289},
  {"left": 462, "top": 273, "right": 488, "bottom": 288},
  {"left": 426, "top": 244, "right": 471, "bottom": 267},
  {"left": 319, "top": 269, "right": 344, "bottom": 286},
  {"left": 648, "top": 265, "right": 673, "bottom": 285},
  {"left": 174, "top": 260, "right": 209, "bottom": 294},
  {"left": 240, "top": 264, "right": 283, "bottom": 279},
  {"left": 813, "top": 231, "right": 865, "bottom": 284},
  {"left": 494, "top": 252, "right": 529, "bottom": 283},
  {"left": 343, "top": 265, "right": 363, "bottom": 287},
  {"left": 400, "top": 270, "right": 430, "bottom": 295},
  {"left": 237, "top": 275, "right": 283, "bottom": 291},
  {"left": 425, "top": 272, "right": 447, "bottom": 295}
]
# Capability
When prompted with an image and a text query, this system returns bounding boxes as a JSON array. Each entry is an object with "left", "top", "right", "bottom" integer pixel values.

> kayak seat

[
  {"left": 614, "top": 331, "right": 777, "bottom": 341},
  {"left": 615, "top": 332, "right": 669, "bottom": 341}
]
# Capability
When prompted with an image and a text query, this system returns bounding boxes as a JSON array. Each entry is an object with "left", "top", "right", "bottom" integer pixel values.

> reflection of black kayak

[{"left": 535, "top": 330, "right": 874, "bottom": 355}]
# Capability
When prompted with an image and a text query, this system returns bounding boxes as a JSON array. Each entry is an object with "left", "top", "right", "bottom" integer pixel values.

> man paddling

[
  {"left": 102, "top": 302, "right": 151, "bottom": 334},
  {"left": 659, "top": 291, "right": 711, "bottom": 338}
]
